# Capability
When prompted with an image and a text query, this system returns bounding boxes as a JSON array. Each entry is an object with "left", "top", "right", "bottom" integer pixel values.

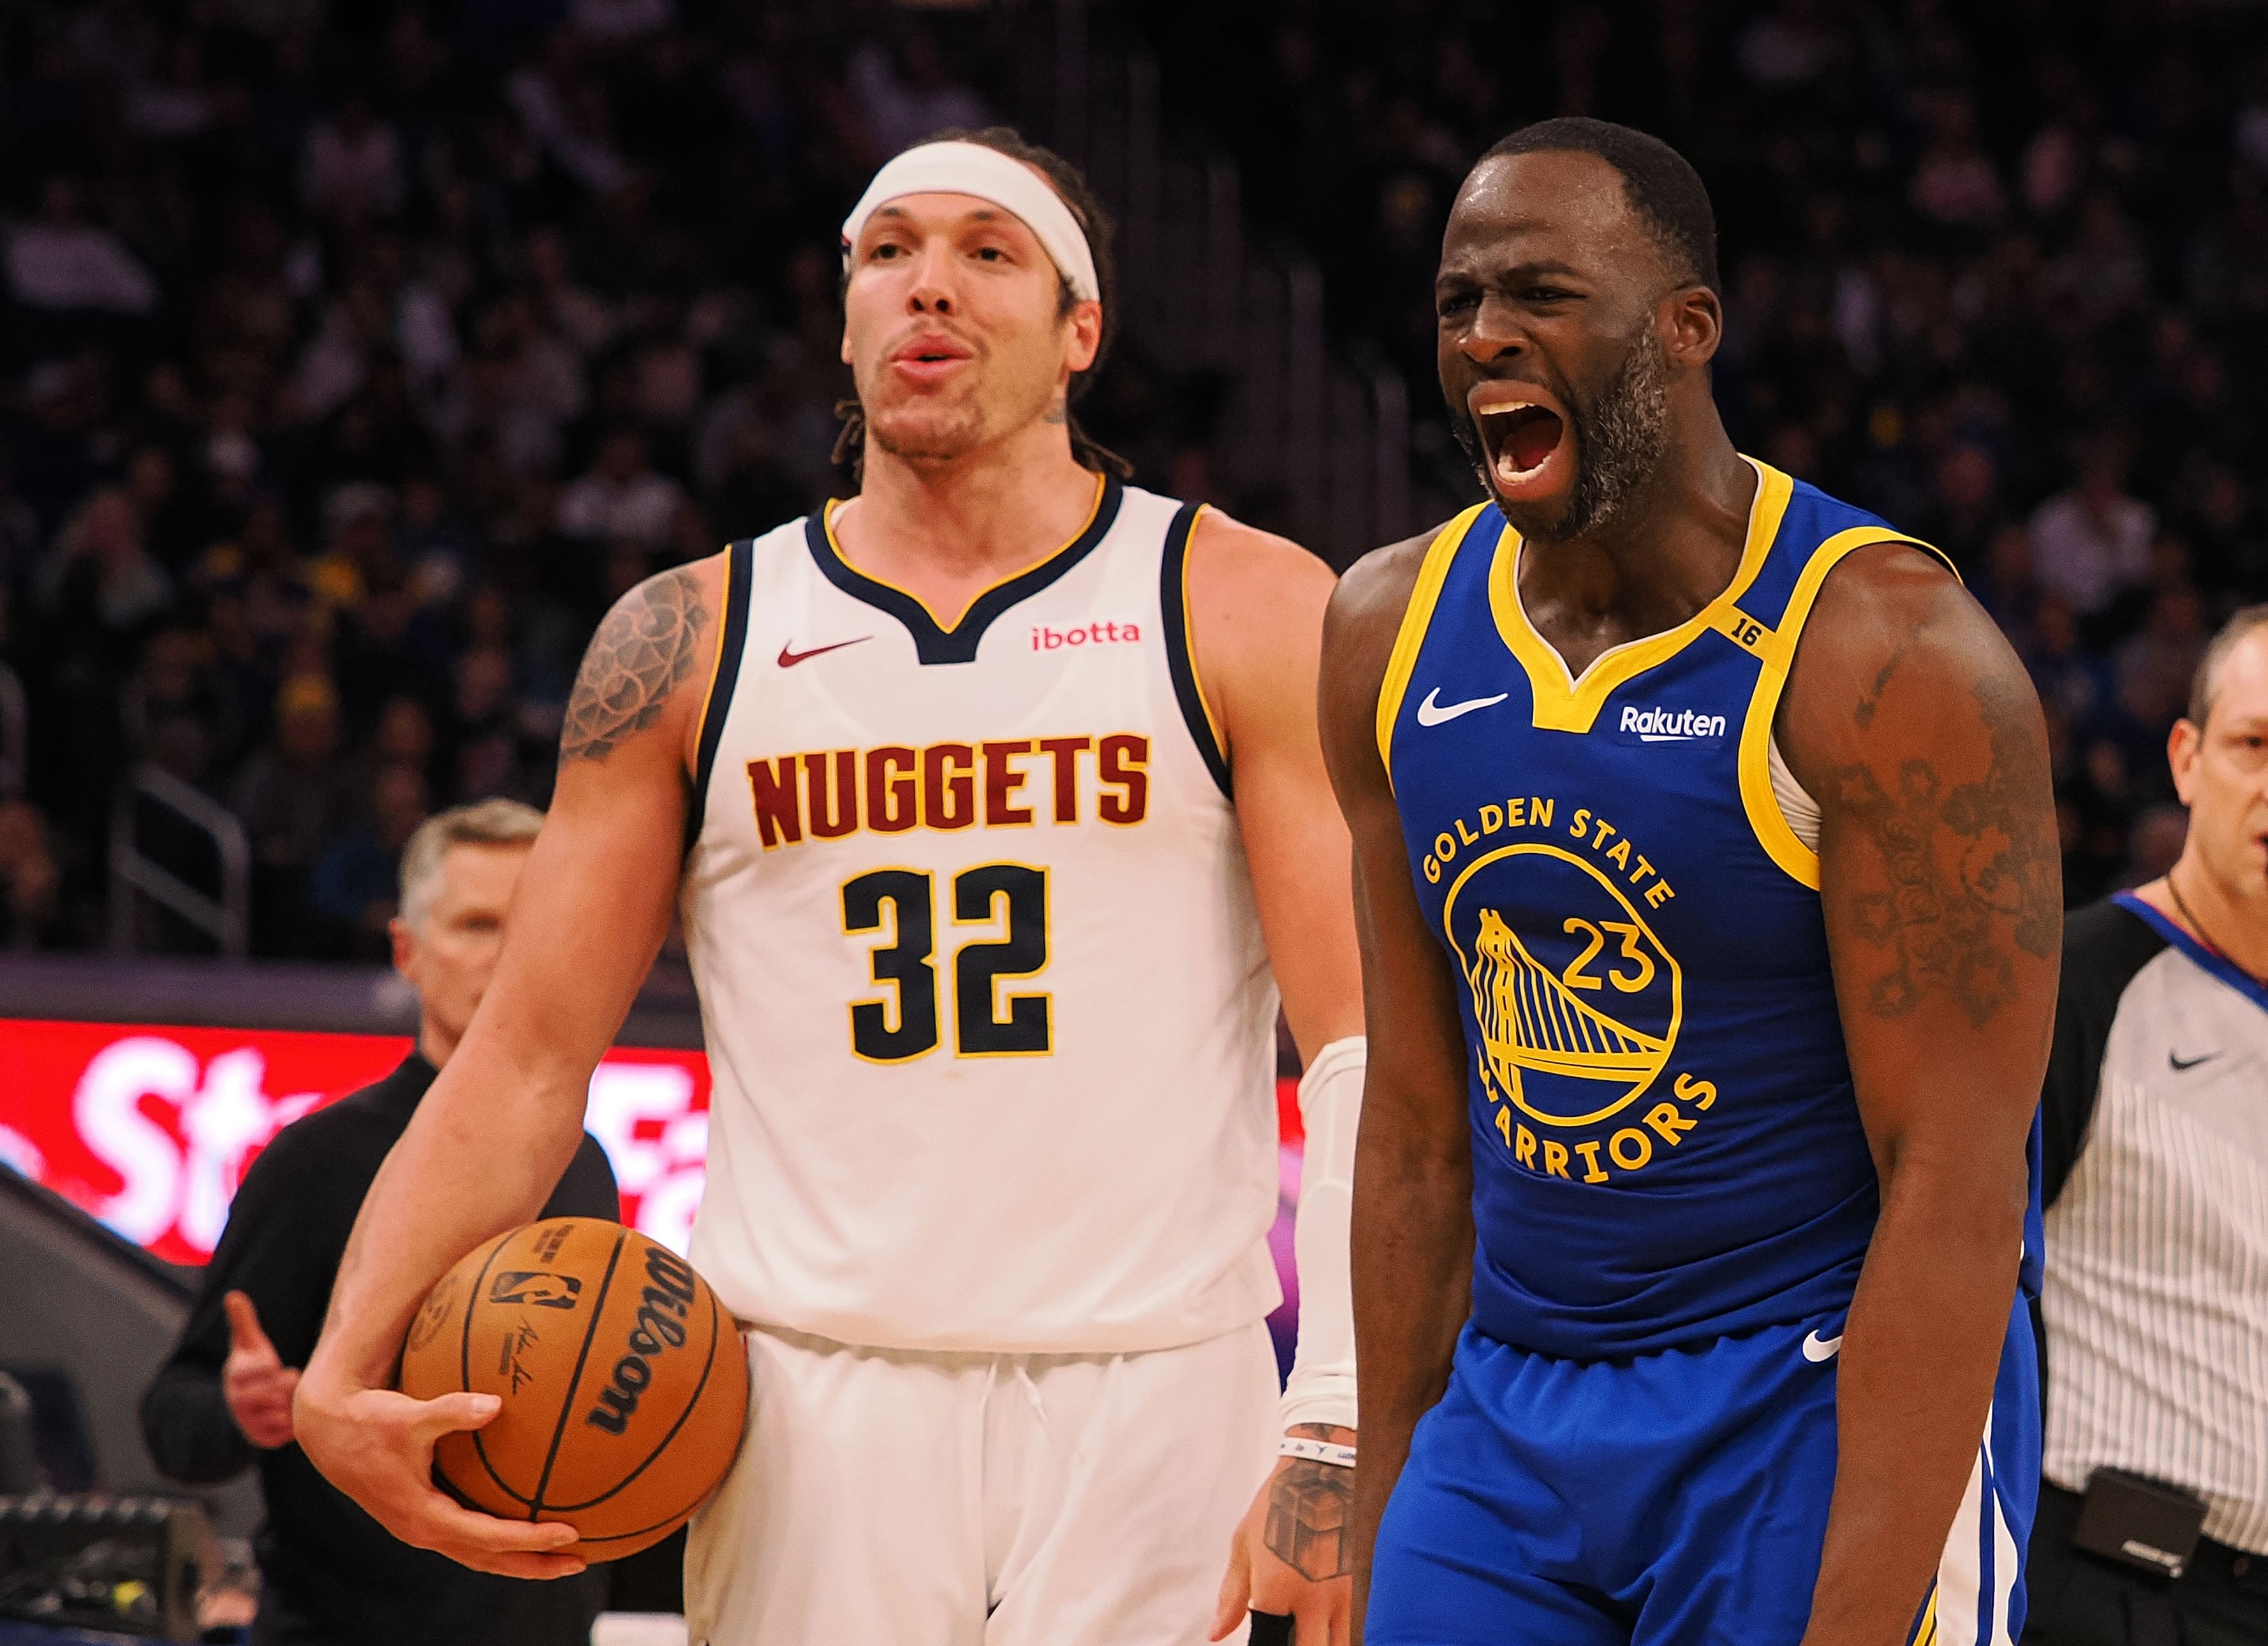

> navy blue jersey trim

[
  {"left": 683, "top": 538, "right": 754, "bottom": 857},
  {"left": 1160, "top": 499, "right": 1232, "bottom": 798},
  {"left": 803, "top": 476, "right": 1125, "bottom": 665},
  {"left": 2112, "top": 891, "right": 2268, "bottom": 1014}
]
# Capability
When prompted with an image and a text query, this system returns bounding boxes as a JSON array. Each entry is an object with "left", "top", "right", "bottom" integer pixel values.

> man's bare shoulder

[
  {"left": 1186, "top": 506, "right": 1336, "bottom": 605},
  {"left": 561, "top": 551, "right": 729, "bottom": 768},
  {"left": 1327, "top": 525, "right": 1454, "bottom": 670},
  {"left": 1181, "top": 508, "right": 1337, "bottom": 721},
  {"left": 1786, "top": 543, "right": 2011, "bottom": 746},
  {"left": 1783, "top": 541, "right": 2060, "bottom": 998}
]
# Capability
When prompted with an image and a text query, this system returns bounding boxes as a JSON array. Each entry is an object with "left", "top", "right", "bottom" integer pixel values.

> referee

[
  {"left": 140, "top": 800, "right": 619, "bottom": 1646},
  {"left": 2026, "top": 606, "right": 2268, "bottom": 1643}
]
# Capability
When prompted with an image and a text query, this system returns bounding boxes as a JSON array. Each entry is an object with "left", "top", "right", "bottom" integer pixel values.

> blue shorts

[{"left": 1369, "top": 1300, "right": 2039, "bottom": 1646}]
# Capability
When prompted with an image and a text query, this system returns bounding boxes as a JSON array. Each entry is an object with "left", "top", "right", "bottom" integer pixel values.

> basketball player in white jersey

[{"left": 291, "top": 128, "right": 1367, "bottom": 1645}]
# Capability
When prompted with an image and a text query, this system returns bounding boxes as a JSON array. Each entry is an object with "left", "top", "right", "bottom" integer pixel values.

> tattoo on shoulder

[
  {"left": 1264, "top": 1423, "right": 1353, "bottom": 1582},
  {"left": 560, "top": 568, "right": 710, "bottom": 765},
  {"left": 1829, "top": 675, "right": 2059, "bottom": 1025}
]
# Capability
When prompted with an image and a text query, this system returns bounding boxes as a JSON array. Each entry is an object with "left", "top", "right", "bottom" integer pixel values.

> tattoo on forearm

[
  {"left": 1829, "top": 676, "right": 2059, "bottom": 1025},
  {"left": 1264, "top": 1423, "right": 1353, "bottom": 1582},
  {"left": 560, "top": 569, "right": 709, "bottom": 764}
]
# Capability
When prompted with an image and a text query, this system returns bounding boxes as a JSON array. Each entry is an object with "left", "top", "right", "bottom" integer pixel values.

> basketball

[{"left": 398, "top": 1217, "right": 748, "bottom": 1562}]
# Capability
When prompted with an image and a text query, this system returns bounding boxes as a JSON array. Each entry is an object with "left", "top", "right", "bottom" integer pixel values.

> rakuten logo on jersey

[
  {"left": 1619, "top": 705, "right": 1728, "bottom": 742},
  {"left": 1031, "top": 621, "right": 1141, "bottom": 650}
]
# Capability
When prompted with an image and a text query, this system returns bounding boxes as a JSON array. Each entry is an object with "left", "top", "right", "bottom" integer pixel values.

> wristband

[{"left": 1279, "top": 1436, "right": 1357, "bottom": 1469}]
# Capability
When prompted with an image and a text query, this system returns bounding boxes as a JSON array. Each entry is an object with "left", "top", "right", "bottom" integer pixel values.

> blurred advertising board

[
  {"left": 0, "top": 1018, "right": 1307, "bottom": 1369},
  {"left": 0, "top": 1019, "right": 713, "bottom": 1265}
]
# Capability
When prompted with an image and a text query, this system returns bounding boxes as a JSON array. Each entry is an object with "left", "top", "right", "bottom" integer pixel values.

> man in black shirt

[{"left": 141, "top": 798, "right": 619, "bottom": 1645}]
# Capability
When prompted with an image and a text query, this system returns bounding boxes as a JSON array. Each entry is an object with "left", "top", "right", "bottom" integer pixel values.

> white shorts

[{"left": 684, "top": 1319, "right": 1279, "bottom": 1646}]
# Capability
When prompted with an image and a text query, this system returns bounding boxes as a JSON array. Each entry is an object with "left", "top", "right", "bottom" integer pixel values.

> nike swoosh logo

[
  {"left": 1800, "top": 1330, "right": 1843, "bottom": 1363},
  {"left": 1416, "top": 687, "right": 1510, "bottom": 727},
  {"left": 2170, "top": 1050, "right": 2221, "bottom": 1072},
  {"left": 777, "top": 637, "right": 871, "bottom": 668}
]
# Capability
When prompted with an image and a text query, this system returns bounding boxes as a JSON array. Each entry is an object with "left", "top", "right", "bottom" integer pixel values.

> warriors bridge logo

[{"left": 1444, "top": 837, "right": 1707, "bottom": 1184}]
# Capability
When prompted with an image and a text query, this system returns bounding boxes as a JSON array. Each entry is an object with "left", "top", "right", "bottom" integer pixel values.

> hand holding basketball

[
  {"left": 395, "top": 1218, "right": 749, "bottom": 1564},
  {"left": 221, "top": 1291, "right": 300, "bottom": 1450},
  {"left": 293, "top": 1356, "right": 587, "bottom": 1579}
]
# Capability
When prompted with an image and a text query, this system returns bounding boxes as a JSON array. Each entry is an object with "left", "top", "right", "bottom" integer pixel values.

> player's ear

[
  {"left": 1661, "top": 285, "right": 1721, "bottom": 371},
  {"left": 1064, "top": 298, "right": 1102, "bottom": 374}
]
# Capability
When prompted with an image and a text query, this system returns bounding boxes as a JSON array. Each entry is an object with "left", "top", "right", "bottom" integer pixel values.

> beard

[
  {"left": 865, "top": 393, "right": 988, "bottom": 466},
  {"left": 1455, "top": 330, "right": 1672, "bottom": 542}
]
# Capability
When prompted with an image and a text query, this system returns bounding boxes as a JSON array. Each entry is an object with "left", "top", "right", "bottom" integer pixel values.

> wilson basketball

[{"left": 399, "top": 1217, "right": 748, "bottom": 1561}]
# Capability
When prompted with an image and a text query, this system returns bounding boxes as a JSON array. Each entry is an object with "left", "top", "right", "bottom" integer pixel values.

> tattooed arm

[
  {"left": 1264, "top": 1422, "right": 1359, "bottom": 1575},
  {"left": 294, "top": 558, "right": 724, "bottom": 1576},
  {"left": 1779, "top": 548, "right": 2059, "bottom": 1646}
]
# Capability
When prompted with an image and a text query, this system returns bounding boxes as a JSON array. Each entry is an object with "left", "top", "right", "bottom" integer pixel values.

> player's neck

[
  {"left": 2144, "top": 858, "right": 2268, "bottom": 981},
  {"left": 843, "top": 423, "right": 1101, "bottom": 596},
  {"left": 1517, "top": 427, "right": 1753, "bottom": 657}
]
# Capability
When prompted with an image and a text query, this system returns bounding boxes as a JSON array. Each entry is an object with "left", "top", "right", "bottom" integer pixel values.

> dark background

[{"left": 0, "top": 0, "right": 2257, "bottom": 968}]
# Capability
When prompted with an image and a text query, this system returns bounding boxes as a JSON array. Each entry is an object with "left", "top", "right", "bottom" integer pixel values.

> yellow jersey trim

[
  {"left": 1735, "top": 525, "right": 1956, "bottom": 890},
  {"left": 1179, "top": 504, "right": 1228, "bottom": 757},
  {"left": 1487, "top": 458, "right": 1793, "bottom": 734},
  {"left": 821, "top": 471, "right": 1109, "bottom": 635},
  {"left": 1376, "top": 504, "right": 1491, "bottom": 780},
  {"left": 689, "top": 544, "right": 733, "bottom": 772}
]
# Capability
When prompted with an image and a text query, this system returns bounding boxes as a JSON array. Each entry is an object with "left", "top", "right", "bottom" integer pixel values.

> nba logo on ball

[
  {"left": 400, "top": 1217, "right": 749, "bottom": 1561},
  {"left": 489, "top": 1271, "right": 583, "bottom": 1309}
]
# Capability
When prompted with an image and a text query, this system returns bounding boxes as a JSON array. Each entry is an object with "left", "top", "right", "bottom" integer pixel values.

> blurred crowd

[
  {"left": 3, "top": 0, "right": 2260, "bottom": 960},
  {"left": 1129, "top": 0, "right": 2268, "bottom": 904},
  {"left": 0, "top": 0, "right": 1008, "bottom": 957}
]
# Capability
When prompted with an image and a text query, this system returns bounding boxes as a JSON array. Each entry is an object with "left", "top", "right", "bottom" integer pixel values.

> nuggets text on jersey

[{"left": 745, "top": 733, "right": 1152, "bottom": 849}]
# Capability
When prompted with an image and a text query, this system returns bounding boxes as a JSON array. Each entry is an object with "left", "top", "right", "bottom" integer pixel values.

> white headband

[{"left": 839, "top": 140, "right": 1098, "bottom": 304}]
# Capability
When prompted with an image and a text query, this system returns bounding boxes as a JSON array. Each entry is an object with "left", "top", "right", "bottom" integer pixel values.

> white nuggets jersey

[{"left": 678, "top": 475, "right": 1283, "bottom": 1355}]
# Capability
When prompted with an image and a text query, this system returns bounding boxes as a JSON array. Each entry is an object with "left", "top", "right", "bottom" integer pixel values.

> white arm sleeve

[{"left": 1279, "top": 1034, "right": 1363, "bottom": 1434}]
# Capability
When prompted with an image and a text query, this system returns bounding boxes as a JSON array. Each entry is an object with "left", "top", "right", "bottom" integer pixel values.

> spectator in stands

[
  {"left": 0, "top": 798, "right": 66, "bottom": 950},
  {"left": 2029, "top": 436, "right": 2159, "bottom": 622},
  {"left": 2028, "top": 607, "right": 2268, "bottom": 1642},
  {"left": 298, "top": 91, "right": 404, "bottom": 223},
  {"left": 140, "top": 798, "right": 618, "bottom": 1646},
  {"left": 556, "top": 425, "right": 683, "bottom": 548},
  {"left": 1, "top": 0, "right": 2258, "bottom": 954},
  {"left": 232, "top": 673, "right": 355, "bottom": 954},
  {"left": 309, "top": 761, "right": 430, "bottom": 960},
  {"left": 35, "top": 488, "right": 170, "bottom": 638},
  {"left": 5, "top": 177, "right": 158, "bottom": 318},
  {"left": 850, "top": 28, "right": 989, "bottom": 154}
]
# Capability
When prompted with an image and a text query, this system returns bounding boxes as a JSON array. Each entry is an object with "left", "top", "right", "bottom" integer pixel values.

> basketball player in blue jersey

[
  {"left": 1321, "top": 120, "right": 2061, "bottom": 1646},
  {"left": 289, "top": 130, "right": 1369, "bottom": 1645}
]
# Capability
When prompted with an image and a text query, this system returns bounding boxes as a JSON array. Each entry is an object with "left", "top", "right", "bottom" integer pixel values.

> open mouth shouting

[{"left": 1469, "top": 380, "right": 1573, "bottom": 504}]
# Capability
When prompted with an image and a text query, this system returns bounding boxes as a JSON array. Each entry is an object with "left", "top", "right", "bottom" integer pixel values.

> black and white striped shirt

[{"left": 2038, "top": 893, "right": 2268, "bottom": 1554}]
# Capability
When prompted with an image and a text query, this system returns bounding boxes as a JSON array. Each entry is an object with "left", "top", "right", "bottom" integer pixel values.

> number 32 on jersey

[{"left": 841, "top": 865, "right": 1051, "bottom": 1061}]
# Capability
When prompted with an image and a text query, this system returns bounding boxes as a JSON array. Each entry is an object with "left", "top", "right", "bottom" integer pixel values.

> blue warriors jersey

[{"left": 1379, "top": 459, "right": 2047, "bottom": 1361}]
